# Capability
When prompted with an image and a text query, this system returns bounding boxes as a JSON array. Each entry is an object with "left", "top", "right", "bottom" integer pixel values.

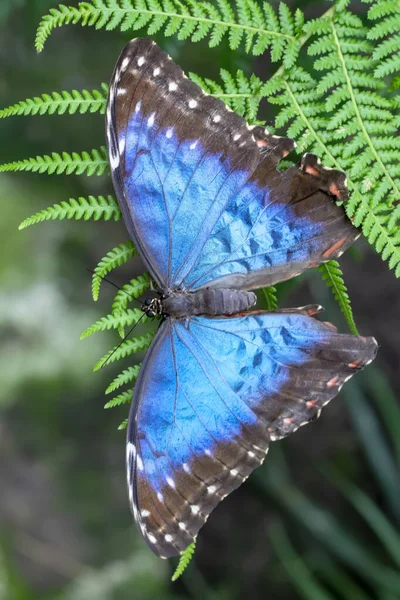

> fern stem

[{"left": 330, "top": 18, "right": 400, "bottom": 204}]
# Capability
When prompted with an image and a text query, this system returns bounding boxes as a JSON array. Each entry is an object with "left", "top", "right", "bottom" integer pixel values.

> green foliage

[
  {"left": 104, "top": 387, "right": 134, "bottom": 409},
  {"left": 189, "top": 69, "right": 268, "bottom": 121},
  {"left": 81, "top": 308, "right": 146, "bottom": 339},
  {"left": 111, "top": 274, "right": 150, "bottom": 313},
  {"left": 318, "top": 261, "right": 358, "bottom": 335},
  {"left": 35, "top": 0, "right": 304, "bottom": 67},
  {"left": 262, "top": 286, "right": 278, "bottom": 311},
  {"left": 171, "top": 541, "right": 196, "bottom": 581},
  {"left": 364, "top": 0, "right": 400, "bottom": 79},
  {"left": 0, "top": 147, "right": 108, "bottom": 176},
  {"left": 105, "top": 365, "right": 142, "bottom": 394},
  {"left": 94, "top": 333, "right": 154, "bottom": 371},
  {"left": 0, "top": 84, "right": 108, "bottom": 118},
  {"left": 91, "top": 242, "right": 138, "bottom": 301},
  {"left": 19, "top": 195, "right": 121, "bottom": 229}
]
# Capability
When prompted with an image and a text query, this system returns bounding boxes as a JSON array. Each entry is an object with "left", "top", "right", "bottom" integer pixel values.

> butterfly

[{"left": 105, "top": 38, "right": 377, "bottom": 559}]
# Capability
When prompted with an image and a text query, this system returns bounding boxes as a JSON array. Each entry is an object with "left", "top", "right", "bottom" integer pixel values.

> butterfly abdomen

[{"left": 162, "top": 288, "right": 256, "bottom": 317}]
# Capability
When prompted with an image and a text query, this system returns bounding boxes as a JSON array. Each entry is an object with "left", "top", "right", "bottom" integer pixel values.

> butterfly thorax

[{"left": 160, "top": 288, "right": 256, "bottom": 318}]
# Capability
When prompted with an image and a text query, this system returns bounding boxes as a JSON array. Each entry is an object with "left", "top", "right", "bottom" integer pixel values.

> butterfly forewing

[{"left": 106, "top": 39, "right": 357, "bottom": 292}]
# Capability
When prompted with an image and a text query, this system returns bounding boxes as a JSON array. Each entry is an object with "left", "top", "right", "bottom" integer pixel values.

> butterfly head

[{"left": 141, "top": 297, "right": 163, "bottom": 318}]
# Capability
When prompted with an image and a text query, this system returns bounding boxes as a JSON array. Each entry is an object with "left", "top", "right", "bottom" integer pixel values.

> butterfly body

[{"left": 106, "top": 38, "right": 378, "bottom": 559}]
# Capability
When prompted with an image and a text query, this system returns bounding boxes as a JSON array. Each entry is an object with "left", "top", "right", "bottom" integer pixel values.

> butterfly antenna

[
  {"left": 85, "top": 268, "right": 142, "bottom": 306},
  {"left": 97, "top": 311, "right": 148, "bottom": 370}
]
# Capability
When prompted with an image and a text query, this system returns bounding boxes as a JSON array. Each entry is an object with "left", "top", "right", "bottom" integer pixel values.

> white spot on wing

[
  {"left": 190, "top": 141, "right": 198, "bottom": 150},
  {"left": 166, "top": 128, "right": 173, "bottom": 139},
  {"left": 147, "top": 112, "right": 155, "bottom": 127},
  {"left": 148, "top": 533, "right": 157, "bottom": 544},
  {"left": 166, "top": 476, "right": 175, "bottom": 488},
  {"left": 121, "top": 57, "right": 130, "bottom": 70},
  {"left": 182, "top": 463, "right": 190, "bottom": 473},
  {"left": 137, "top": 56, "right": 145, "bottom": 66},
  {"left": 207, "top": 485, "right": 216, "bottom": 494},
  {"left": 141, "top": 509, "right": 150, "bottom": 518},
  {"left": 153, "top": 67, "right": 160, "bottom": 76},
  {"left": 109, "top": 151, "right": 119, "bottom": 170},
  {"left": 169, "top": 81, "right": 178, "bottom": 91},
  {"left": 188, "top": 99, "right": 198, "bottom": 108},
  {"left": 117, "top": 88, "right": 127, "bottom": 96},
  {"left": 233, "top": 133, "right": 241, "bottom": 141},
  {"left": 191, "top": 505, "right": 200, "bottom": 515},
  {"left": 213, "top": 114, "right": 221, "bottom": 123},
  {"left": 136, "top": 455, "right": 144, "bottom": 472},
  {"left": 135, "top": 100, "right": 142, "bottom": 113},
  {"left": 157, "top": 492, "right": 164, "bottom": 502},
  {"left": 118, "top": 138, "right": 125, "bottom": 154},
  {"left": 165, "top": 534, "right": 173, "bottom": 542}
]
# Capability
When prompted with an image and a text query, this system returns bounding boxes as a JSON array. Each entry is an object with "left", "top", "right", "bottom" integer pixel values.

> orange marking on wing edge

[
  {"left": 322, "top": 237, "right": 346, "bottom": 259},
  {"left": 327, "top": 375, "right": 339, "bottom": 388},
  {"left": 305, "top": 165, "right": 319, "bottom": 177},
  {"left": 348, "top": 359, "right": 361, "bottom": 369},
  {"left": 306, "top": 399, "right": 318, "bottom": 409},
  {"left": 256, "top": 139, "right": 268, "bottom": 148},
  {"left": 283, "top": 417, "right": 294, "bottom": 426},
  {"left": 323, "top": 321, "right": 336, "bottom": 330},
  {"left": 329, "top": 182, "right": 340, "bottom": 198}
]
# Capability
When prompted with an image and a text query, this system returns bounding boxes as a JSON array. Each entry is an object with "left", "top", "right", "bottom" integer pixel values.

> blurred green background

[{"left": 1, "top": 1, "right": 400, "bottom": 598}]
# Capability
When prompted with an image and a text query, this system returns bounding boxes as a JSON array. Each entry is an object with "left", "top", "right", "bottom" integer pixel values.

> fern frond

[
  {"left": 35, "top": 0, "right": 303, "bottom": 68},
  {"left": 111, "top": 274, "right": 150, "bottom": 313},
  {"left": 364, "top": 0, "right": 400, "bottom": 79},
  {"left": 81, "top": 308, "right": 145, "bottom": 339},
  {"left": 0, "top": 147, "right": 108, "bottom": 176},
  {"left": 118, "top": 418, "right": 128, "bottom": 430},
  {"left": 190, "top": 68, "right": 267, "bottom": 121},
  {"left": 104, "top": 388, "right": 133, "bottom": 409},
  {"left": 19, "top": 195, "right": 120, "bottom": 229},
  {"left": 318, "top": 261, "right": 358, "bottom": 335},
  {"left": 92, "top": 241, "right": 138, "bottom": 301},
  {"left": 262, "top": 286, "right": 278, "bottom": 311},
  {"left": 266, "top": 8, "right": 400, "bottom": 277},
  {"left": 105, "top": 365, "right": 141, "bottom": 394},
  {"left": 0, "top": 84, "right": 108, "bottom": 118},
  {"left": 171, "top": 540, "right": 196, "bottom": 581},
  {"left": 94, "top": 333, "right": 154, "bottom": 371}
]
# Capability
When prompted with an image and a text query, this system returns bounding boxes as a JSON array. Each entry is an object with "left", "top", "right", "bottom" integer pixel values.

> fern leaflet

[
  {"left": 19, "top": 195, "right": 120, "bottom": 229},
  {"left": 364, "top": 0, "right": 400, "bottom": 79},
  {"left": 81, "top": 308, "right": 146, "bottom": 339},
  {"left": 0, "top": 147, "right": 108, "bottom": 176},
  {"left": 0, "top": 84, "right": 108, "bottom": 118},
  {"left": 189, "top": 68, "right": 268, "bottom": 122},
  {"left": 105, "top": 365, "right": 141, "bottom": 394},
  {"left": 104, "top": 388, "right": 133, "bottom": 409},
  {"left": 318, "top": 261, "right": 358, "bottom": 335},
  {"left": 118, "top": 418, "right": 128, "bottom": 430},
  {"left": 35, "top": 0, "right": 303, "bottom": 68},
  {"left": 91, "top": 241, "right": 138, "bottom": 301},
  {"left": 262, "top": 286, "right": 278, "bottom": 311},
  {"left": 94, "top": 333, "right": 154, "bottom": 371},
  {"left": 171, "top": 540, "right": 196, "bottom": 581},
  {"left": 111, "top": 274, "right": 150, "bottom": 313}
]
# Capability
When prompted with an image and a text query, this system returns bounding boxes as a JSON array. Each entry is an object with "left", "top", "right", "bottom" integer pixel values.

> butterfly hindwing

[
  {"left": 127, "top": 309, "right": 377, "bottom": 558},
  {"left": 106, "top": 38, "right": 357, "bottom": 292}
]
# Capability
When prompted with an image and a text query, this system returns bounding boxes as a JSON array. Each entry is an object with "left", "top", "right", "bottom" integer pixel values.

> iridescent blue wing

[
  {"left": 106, "top": 38, "right": 357, "bottom": 291},
  {"left": 127, "top": 309, "right": 377, "bottom": 558}
]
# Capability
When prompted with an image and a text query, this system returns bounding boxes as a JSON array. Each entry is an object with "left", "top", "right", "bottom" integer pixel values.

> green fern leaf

[
  {"left": 104, "top": 388, "right": 133, "bottom": 409},
  {"left": 0, "top": 84, "right": 108, "bottom": 118},
  {"left": 92, "top": 241, "right": 138, "bottom": 301},
  {"left": 35, "top": 0, "right": 303, "bottom": 67},
  {"left": 189, "top": 68, "right": 267, "bottom": 121},
  {"left": 262, "top": 286, "right": 278, "bottom": 311},
  {"left": 365, "top": 0, "right": 400, "bottom": 79},
  {"left": 318, "top": 261, "right": 358, "bottom": 335},
  {"left": 118, "top": 418, "right": 129, "bottom": 430},
  {"left": 111, "top": 274, "right": 150, "bottom": 313},
  {"left": 0, "top": 147, "right": 108, "bottom": 176},
  {"left": 18, "top": 195, "right": 120, "bottom": 229},
  {"left": 105, "top": 365, "right": 141, "bottom": 394},
  {"left": 81, "top": 308, "right": 145, "bottom": 339},
  {"left": 265, "top": 6, "right": 400, "bottom": 277},
  {"left": 94, "top": 333, "right": 154, "bottom": 371},
  {"left": 171, "top": 540, "right": 196, "bottom": 581}
]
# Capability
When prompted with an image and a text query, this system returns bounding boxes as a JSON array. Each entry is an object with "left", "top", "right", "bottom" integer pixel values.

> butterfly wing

[
  {"left": 106, "top": 38, "right": 357, "bottom": 291},
  {"left": 127, "top": 310, "right": 377, "bottom": 558}
]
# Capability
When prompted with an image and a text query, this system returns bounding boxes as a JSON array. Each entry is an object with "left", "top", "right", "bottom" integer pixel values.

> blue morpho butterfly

[{"left": 106, "top": 38, "right": 377, "bottom": 559}]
